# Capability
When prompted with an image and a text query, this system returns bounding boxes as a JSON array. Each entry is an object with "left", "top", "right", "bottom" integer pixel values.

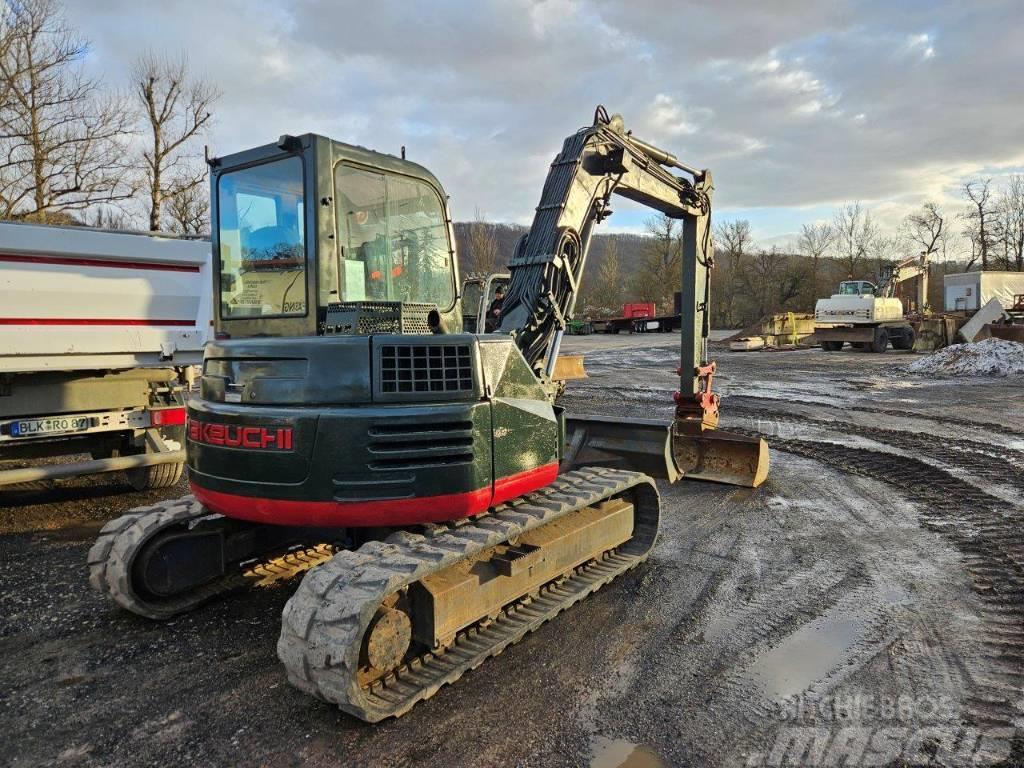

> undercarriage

[{"left": 89, "top": 468, "right": 658, "bottom": 720}]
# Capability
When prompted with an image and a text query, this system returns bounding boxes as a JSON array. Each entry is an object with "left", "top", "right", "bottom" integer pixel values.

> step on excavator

[{"left": 89, "top": 106, "right": 769, "bottom": 722}]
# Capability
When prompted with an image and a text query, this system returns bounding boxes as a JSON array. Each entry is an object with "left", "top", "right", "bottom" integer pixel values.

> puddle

[
  {"left": 745, "top": 615, "right": 867, "bottom": 700},
  {"left": 590, "top": 736, "right": 666, "bottom": 768},
  {"left": 742, "top": 588, "right": 910, "bottom": 700}
]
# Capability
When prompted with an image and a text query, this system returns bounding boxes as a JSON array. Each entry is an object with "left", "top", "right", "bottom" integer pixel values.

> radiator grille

[
  {"left": 379, "top": 344, "right": 473, "bottom": 393},
  {"left": 367, "top": 420, "right": 474, "bottom": 469}
]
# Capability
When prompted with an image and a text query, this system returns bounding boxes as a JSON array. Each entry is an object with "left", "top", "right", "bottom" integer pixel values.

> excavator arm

[
  {"left": 500, "top": 107, "right": 768, "bottom": 488},
  {"left": 882, "top": 251, "right": 930, "bottom": 312}
]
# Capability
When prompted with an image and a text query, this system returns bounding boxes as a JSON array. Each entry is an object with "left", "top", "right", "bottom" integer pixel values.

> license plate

[{"left": 9, "top": 415, "right": 92, "bottom": 438}]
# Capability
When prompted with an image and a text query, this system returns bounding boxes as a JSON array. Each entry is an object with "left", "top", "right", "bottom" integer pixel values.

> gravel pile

[{"left": 909, "top": 337, "right": 1024, "bottom": 376}]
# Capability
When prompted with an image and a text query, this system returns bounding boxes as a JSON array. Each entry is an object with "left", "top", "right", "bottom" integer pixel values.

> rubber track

[
  {"left": 88, "top": 495, "right": 332, "bottom": 620},
  {"left": 277, "top": 467, "right": 660, "bottom": 722},
  {"left": 752, "top": 434, "right": 1024, "bottom": 729}
]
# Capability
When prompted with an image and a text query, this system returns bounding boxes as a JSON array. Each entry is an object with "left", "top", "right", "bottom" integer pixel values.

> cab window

[
  {"left": 217, "top": 156, "right": 306, "bottom": 318},
  {"left": 332, "top": 164, "right": 455, "bottom": 310}
]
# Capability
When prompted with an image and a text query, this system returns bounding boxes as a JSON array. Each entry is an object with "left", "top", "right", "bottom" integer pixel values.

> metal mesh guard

[
  {"left": 324, "top": 302, "right": 433, "bottom": 335},
  {"left": 379, "top": 344, "right": 473, "bottom": 393}
]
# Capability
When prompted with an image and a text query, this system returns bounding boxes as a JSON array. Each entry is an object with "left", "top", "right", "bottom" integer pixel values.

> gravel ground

[{"left": 2, "top": 335, "right": 1022, "bottom": 767}]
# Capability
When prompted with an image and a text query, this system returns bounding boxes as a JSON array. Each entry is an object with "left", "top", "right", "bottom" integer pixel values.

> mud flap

[{"left": 563, "top": 414, "right": 768, "bottom": 488}]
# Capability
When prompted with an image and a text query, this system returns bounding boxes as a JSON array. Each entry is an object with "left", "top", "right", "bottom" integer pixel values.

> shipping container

[{"left": 943, "top": 271, "right": 1024, "bottom": 312}]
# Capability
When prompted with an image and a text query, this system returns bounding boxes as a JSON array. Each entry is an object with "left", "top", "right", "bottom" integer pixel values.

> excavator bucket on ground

[{"left": 563, "top": 415, "right": 769, "bottom": 488}]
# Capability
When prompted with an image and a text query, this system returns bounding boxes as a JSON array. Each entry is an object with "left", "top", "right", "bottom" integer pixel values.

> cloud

[{"left": 64, "top": 0, "right": 1024, "bottom": 239}]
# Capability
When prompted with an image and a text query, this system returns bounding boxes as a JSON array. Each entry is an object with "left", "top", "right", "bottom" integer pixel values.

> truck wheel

[
  {"left": 124, "top": 422, "right": 186, "bottom": 491},
  {"left": 821, "top": 340, "right": 842, "bottom": 351},
  {"left": 127, "top": 461, "right": 184, "bottom": 491},
  {"left": 894, "top": 327, "right": 916, "bottom": 351},
  {"left": 871, "top": 328, "right": 889, "bottom": 353}
]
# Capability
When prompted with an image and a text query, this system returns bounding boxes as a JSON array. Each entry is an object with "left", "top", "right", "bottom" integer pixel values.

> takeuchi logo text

[{"left": 188, "top": 420, "right": 294, "bottom": 450}]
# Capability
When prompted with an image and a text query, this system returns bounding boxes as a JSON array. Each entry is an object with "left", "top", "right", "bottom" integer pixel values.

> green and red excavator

[{"left": 89, "top": 106, "right": 768, "bottom": 722}]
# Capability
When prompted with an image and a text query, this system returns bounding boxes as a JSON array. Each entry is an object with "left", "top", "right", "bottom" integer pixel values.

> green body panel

[
  {"left": 188, "top": 398, "right": 491, "bottom": 501},
  {"left": 478, "top": 337, "right": 558, "bottom": 480},
  {"left": 189, "top": 332, "right": 556, "bottom": 510}
]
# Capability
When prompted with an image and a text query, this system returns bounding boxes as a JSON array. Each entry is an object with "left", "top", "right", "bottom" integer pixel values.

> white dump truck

[
  {"left": 814, "top": 253, "right": 929, "bottom": 353},
  {"left": 0, "top": 221, "right": 211, "bottom": 489}
]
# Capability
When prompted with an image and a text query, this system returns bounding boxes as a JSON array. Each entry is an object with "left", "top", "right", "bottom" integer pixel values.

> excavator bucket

[
  {"left": 563, "top": 415, "right": 768, "bottom": 488},
  {"left": 672, "top": 429, "right": 769, "bottom": 488}
]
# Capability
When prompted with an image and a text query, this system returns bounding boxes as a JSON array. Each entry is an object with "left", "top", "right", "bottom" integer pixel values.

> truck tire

[
  {"left": 870, "top": 327, "right": 889, "bottom": 353},
  {"left": 893, "top": 327, "right": 916, "bottom": 351},
  {"left": 821, "top": 340, "right": 843, "bottom": 351},
  {"left": 126, "top": 460, "right": 184, "bottom": 491}
]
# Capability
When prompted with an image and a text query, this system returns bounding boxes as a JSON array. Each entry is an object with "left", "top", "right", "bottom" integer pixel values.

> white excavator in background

[{"left": 814, "top": 251, "right": 930, "bottom": 353}]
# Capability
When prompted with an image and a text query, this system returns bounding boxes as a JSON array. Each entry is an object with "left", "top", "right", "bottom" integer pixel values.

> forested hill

[{"left": 453, "top": 220, "right": 974, "bottom": 328}]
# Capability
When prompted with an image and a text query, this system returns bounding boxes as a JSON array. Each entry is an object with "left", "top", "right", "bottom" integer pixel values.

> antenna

[{"left": 401, "top": 145, "right": 406, "bottom": 160}]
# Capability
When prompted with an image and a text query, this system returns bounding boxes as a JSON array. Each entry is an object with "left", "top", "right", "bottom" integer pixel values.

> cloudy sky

[{"left": 68, "top": 0, "right": 1024, "bottom": 243}]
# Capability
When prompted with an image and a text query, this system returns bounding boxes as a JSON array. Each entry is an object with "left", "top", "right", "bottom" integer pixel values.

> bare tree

[
  {"left": 590, "top": 237, "right": 623, "bottom": 312},
  {"left": 464, "top": 208, "right": 502, "bottom": 275},
  {"left": 633, "top": 213, "right": 681, "bottom": 311},
  {"left": 903, "top": 201, "right": 945, "bottom": 261},
  {"left": 994, "top": 175, "right": 1024, "bottom": 271},
  {"left": 713, "top": 218, "right": 752, "bottom": 326},
  {"left": 797, "top": 221, "right": 833, "bottom": 299},
  {"left": 0, "top": 0, "right": 133, "bottom": 222},
  {"left": 961, "top": 179, "right": 995, "bottom": 270},
  {"left": 165, "top": 177, "right": 209, "bottom": 234},
  {"left": 832, "top": 202, "right": 876, "bottom": 278},
  {"left": 133, "top": 51, "right": 219, "bottom": 231}
]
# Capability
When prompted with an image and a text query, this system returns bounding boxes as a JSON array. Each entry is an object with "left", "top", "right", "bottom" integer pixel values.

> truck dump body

[
  {"left": 0, "top": 222, "right": 211, "bottom": 372},
  {"left": 0, "top": 222, "right": 212, "bottom": 490}
]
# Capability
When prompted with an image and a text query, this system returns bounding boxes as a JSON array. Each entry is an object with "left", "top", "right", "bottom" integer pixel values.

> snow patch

[{"left": 909, "top": 338, "right": 1024, "bottom": 377}]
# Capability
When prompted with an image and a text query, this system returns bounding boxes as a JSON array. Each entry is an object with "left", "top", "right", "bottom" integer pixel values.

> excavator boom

[{"left": 501, "top": 107, "right": 768, "bottom": 487}]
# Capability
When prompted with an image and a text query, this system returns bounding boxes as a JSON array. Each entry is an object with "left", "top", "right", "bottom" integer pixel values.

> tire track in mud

[
  {"left": 725, "top": 404, "right": 1024, "bottom": 502},
  {"left": 681, "top": 468, "right": 967, "bottom": 744},
  {"left": 727, "top": 393, "right": 1024, "bottom": 440},
  {"left": 738, "top": 435, "right": 1024, "bottom": 731}
]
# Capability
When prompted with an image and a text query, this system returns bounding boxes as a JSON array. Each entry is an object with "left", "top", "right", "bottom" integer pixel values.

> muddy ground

[{"left": 2, "top": 336, "right": 1022, "bottom": 767}]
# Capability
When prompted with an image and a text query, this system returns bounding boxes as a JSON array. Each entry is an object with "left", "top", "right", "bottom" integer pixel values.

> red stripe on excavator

[{"left": 189, "top": 462, "right": 560, "bottom": 528}]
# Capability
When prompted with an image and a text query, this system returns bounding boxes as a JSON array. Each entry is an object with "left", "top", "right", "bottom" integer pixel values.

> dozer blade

[
  {"left": 553, "top": 354, "right": 587, "bottom": 381},
  {"left": 563, "top": 414, "right": 769, "bottom": 488}
]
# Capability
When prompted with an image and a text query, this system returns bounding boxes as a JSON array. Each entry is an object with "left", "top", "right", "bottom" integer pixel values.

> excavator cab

[
  {"left": 838, "top": 280, "right": 877, "bottom": 297},
  {"left": 213, "top": 135, "right": 462, "bottom": 340}
]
